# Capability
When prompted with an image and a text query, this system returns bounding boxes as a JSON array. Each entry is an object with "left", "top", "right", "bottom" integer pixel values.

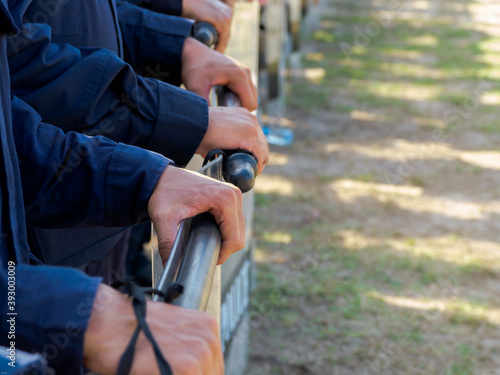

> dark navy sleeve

[
  {"left": 7, "top": 21, "right": 207, "bottom": 167},
  {"left": 0, "top": 260, "right": 101, "bottom": 374},
  {"left": 149, "top": 0, "right": 183, "bottom": 16},
  {"left": 125, "top": 0, "right": 183, "bottom": 17},
  {"left": 11, "top": 97, "right": 171, "bottom": 228},
  {"left": 115, "top": 0, "right": 192, "bottom": 86}
]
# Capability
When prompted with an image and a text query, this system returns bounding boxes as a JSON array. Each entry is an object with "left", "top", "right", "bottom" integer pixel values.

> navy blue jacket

[
  {"left": 24, "top": 0, "right": 193, "bottom": 84},
  {"left": 9, "top": 5, "right": 207, "bottom": 168},
  {"left": 127, "top": 0, "right": 183, "bottom": 17},
  {"left": 1, "top": 0, "right": 174, "bottom": 372},
  {"left": 9, "top": 0, "right": 209, "bottom": 266}
]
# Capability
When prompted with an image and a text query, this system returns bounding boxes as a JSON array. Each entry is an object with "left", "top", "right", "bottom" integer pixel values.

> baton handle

[
  {"left": 194, "top": 22, "right": 219, "bottom": 48},
  {"left": 172, "top": 213, "right": 221, "bottom": 310}
]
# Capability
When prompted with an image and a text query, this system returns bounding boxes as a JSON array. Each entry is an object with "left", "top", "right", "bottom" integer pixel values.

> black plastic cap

[{"left": 223, "top": 153, "right": 258, "bottom": 193}]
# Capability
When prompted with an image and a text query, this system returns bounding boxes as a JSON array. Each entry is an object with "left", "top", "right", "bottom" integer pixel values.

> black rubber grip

[
  {"left": 194, "top": 22, "right": 218, "bottom": 47},
  {"left": 223, "top": 152, "right": 257, "bottom": 193}
]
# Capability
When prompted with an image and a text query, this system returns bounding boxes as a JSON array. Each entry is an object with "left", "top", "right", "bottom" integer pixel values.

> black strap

[{"left": 115, "top": 282, "right": 173, "bottom": 375}]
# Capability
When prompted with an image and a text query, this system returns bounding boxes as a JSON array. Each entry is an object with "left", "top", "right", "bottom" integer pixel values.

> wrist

[
  {"left": 83, "top": 284, "right": 136, "bottom": 373},
  {"left": 181, "top": 37, "right": 196, "bottom": 66}
]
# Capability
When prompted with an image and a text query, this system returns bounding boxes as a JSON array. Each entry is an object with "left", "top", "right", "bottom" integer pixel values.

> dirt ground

[{"left": 245, "top": 0, "right": 500, "bottom": 374}]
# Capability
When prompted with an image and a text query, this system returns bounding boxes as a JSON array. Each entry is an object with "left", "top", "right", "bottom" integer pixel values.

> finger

[
  {"left": 208, "top": 55, "right": 257, "bottom": 111},
  {"left": 215, "top": 31, "right": 229, "bottom": 53},
  {"left": 213, "top": 187, "right": 244, "bottom": 264},
  {"left": 243, "top": 113, "right": 269, "bottom": 175},
  {"left": 216, "top": 217, "right": 241, "bottom": 265},
  {"left": 218, "top": 58, "right": 256, "bottom": 111},
  {"left": 227, "top": 75, "right": 257, "bottom": 111},
  {"left": 253, "top": 125, "right": 269, "bottom": 175},
  {"left": 239, "top": 74, "right": 258, "bottom": 111},
  {"left": 214, "top": 3, "right": 232, "bottom": 53},
  {"left": 214, "top": 20, "right": 230, "bottom": 53},
  {"left": 155, "top": 218, "right": 181, "bottom": 266},
  {"left": 219, "top": 207, "right": 245, "bottom": 264},
  {"left": 247, "top": 74, "right": 259, "bottom": 111}
]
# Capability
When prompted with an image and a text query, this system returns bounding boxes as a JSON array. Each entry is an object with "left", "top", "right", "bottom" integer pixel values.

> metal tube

[
  {"left": 172, "top": 213, "right": 222, "bottom": 311},
  {"left": 152, "top": 219, "right": 192, "bottom": 302},
  {"left": 216, "top": 86, "right": 241, "bottom": 107},
  {"left": 153, "top": 156, "right": 223, "bottom": 310}
]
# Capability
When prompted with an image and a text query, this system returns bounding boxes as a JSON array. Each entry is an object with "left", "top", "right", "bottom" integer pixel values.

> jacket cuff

[
  {"left": 132, "top": 14, "right": 193, "bottom": 72},
  {"left": 145, "top": 15, "right": 193, "bottom": 71},
  {"left": 8, "top": 265, "right": 101, "bottom": 373},
  {"left": 118, "top": 8, "right": 194, "bottom": 83},
  {"left": 105, "top": 143, "right": 172, "bottom": 227},
  {"left": 147, "top": 82, "right": 209, "bottom": 167}
]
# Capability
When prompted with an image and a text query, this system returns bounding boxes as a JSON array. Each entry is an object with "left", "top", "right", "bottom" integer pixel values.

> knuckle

[
  {"left": 222, "top": 186, "right": 239, "bottom": 204},
  {"left": 248, "top": 112, "right": 258, "bottom": 124},
  {"left": 231, "top": 185, "right": 243, "bottom": 200},
  {"left": 236, "top": 106, "right": 248, "bottom": 115},
  {"left": 245, "top": 118, "right": 259, "bottom": 135},
  {"left": 236, "top": 68, "right": 247, "bottom": 80}
]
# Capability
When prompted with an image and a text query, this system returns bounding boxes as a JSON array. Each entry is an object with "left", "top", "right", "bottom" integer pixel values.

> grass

[{"left": 246, "top": 0, "right": 500, "bottom": 374}]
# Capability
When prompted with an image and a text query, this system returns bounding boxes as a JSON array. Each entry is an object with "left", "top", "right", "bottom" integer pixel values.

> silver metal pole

[{"left": 172, "top": 213, "right": 221, "bottom": 310}]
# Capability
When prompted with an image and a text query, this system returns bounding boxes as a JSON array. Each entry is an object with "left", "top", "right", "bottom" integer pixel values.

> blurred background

[{"left": 246, "top": 0, "right": 500, "bottom": 374}]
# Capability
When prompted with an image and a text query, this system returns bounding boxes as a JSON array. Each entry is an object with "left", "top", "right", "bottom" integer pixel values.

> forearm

[
  {"left": 8, "top": 21, "right": 208, "bottom": 166},
  {"left": 12, "top": 97, "right": 171, "bottom": 228}
]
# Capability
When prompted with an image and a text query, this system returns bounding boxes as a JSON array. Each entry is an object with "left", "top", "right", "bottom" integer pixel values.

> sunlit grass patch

[
  {"left": 261, "top": 231, "right": 292, "bottom": 244},
  {"left": 480, "top": 90, "right": 500, "bottom": 105},
  {"left": 351, "top": 79, "right": 443, "bottom": 101},
  {"left": 312, "top": 30, "right": 336, "bottom": 43},
  {"left": 254, "top": 175, "right": 294, "bottom": 196},
  {"left": 406, "top": 34, "right": 439, "bottom": 47},
  {"left": 353, "top": 91, "right": 413, "bottom": 109}
]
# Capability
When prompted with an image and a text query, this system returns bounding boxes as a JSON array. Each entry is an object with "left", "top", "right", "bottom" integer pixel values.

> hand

[
  {"left": 197, "top": 106, "right": 269, "bottom": 175},
  {"left": 181, "top": 37, "right": 258, "bottom": 111},
  {"left": 148, "top": 165, "right": 245, "bottom": 265},
  {"left": 83, "top": 284, "right": 224, "bottom": 375},
  {"left": 182, "top": 0, "right": 233, "bottom": 52}
]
